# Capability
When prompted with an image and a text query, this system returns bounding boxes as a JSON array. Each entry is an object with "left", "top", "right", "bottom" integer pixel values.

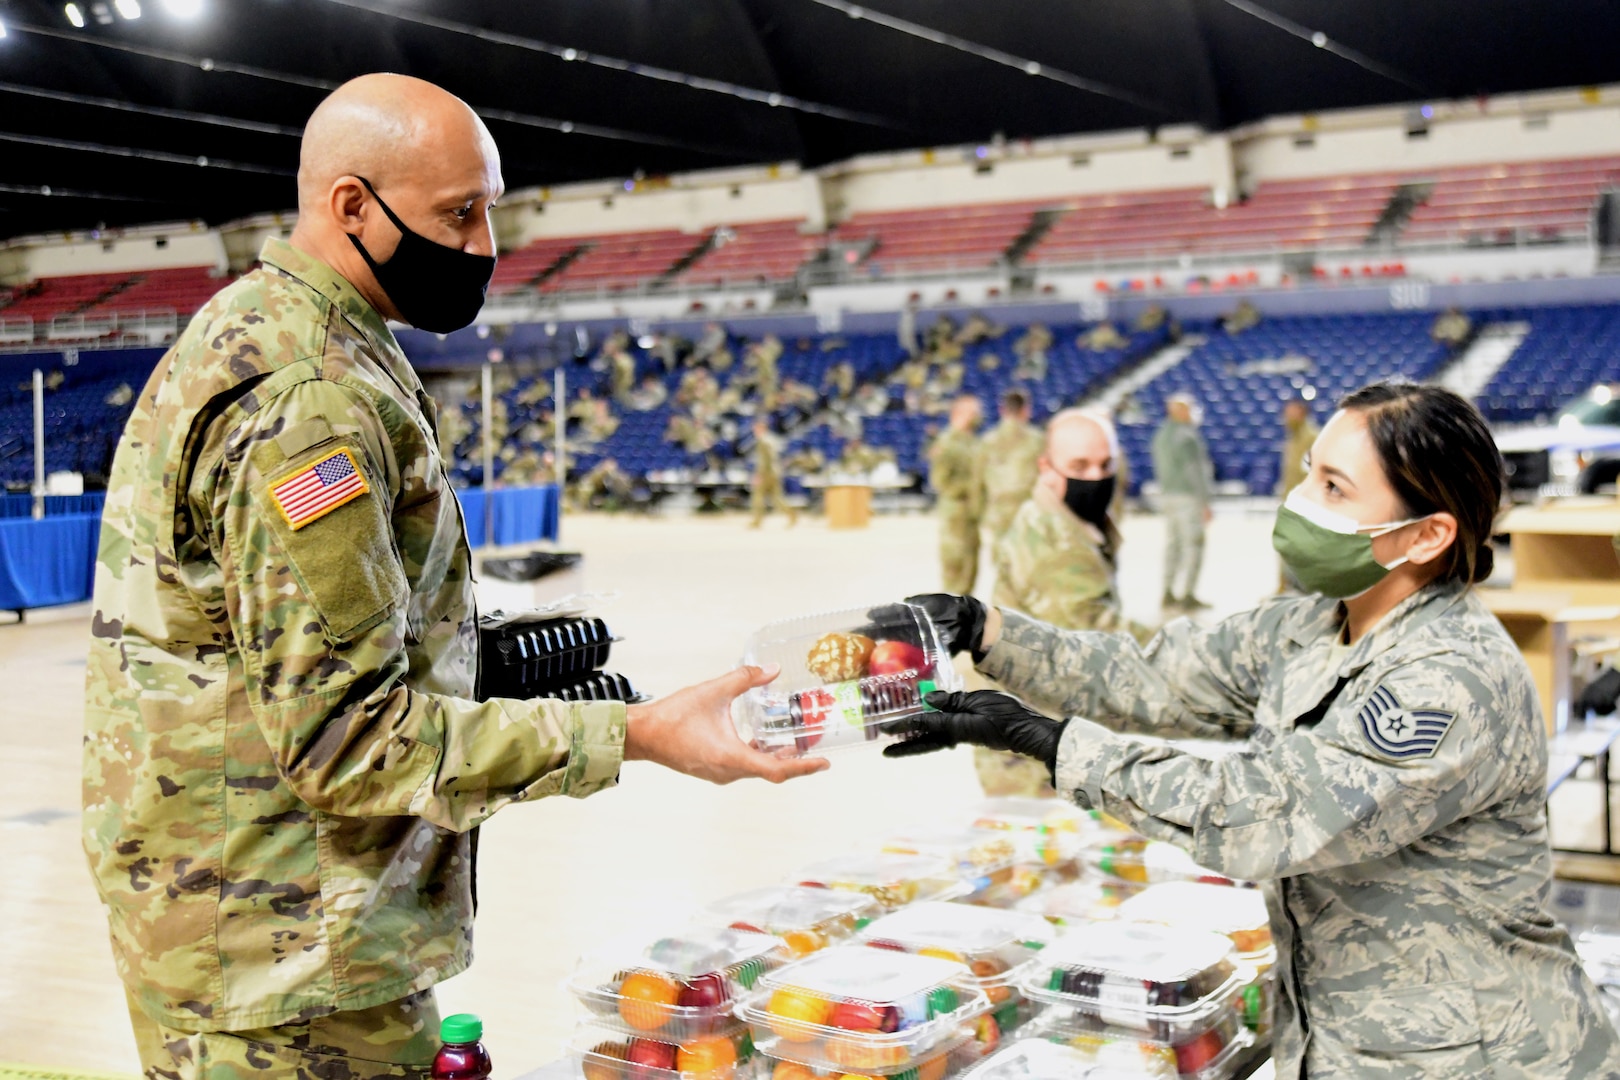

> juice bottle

[
  {"left": 784, "top": 672, "right": 939, "bottom": 751},
  {"left": 432, "top": 1013, "right": 493, "bottom": 1079}
]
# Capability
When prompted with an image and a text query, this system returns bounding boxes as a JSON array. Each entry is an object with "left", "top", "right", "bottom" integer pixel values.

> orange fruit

[
  {"left": 917, "top": 1053, "right": 949, "bottom": 1080},
  {"left": 825, "top": 1038, "right": 908, "bottom": 1071},
  {"left": 916, "top": 947, "right": 966, "bottom": 965},
  {"left": 583, "top": 1041, "right": 629, "bottom": 1080},
  {"left": 781, "top": 929, "right": 827, "bottom": 956},
  {"left": 617, "top": 971, "right": 680, "bottom": 1031},
  {"left": 676, "top": 1035, "right": 738, "bottom": 1080},
  {"left": 771, "top": 1063, "right": 818, "bottom": 1080},
  {"left": 766, "top": 987, "right": 834, "bottom": 1041}
]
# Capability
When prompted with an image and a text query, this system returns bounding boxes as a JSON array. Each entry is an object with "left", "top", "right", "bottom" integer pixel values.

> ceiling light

[
  {"left": 114, "top": 0, "right": 141, "bottom": 18},
  {"left": 91, "top": 3, "right": 113, "bottom": 25},
  {"left": 64, "top": 3, "right": 85, "bottom": 27},
  {"left": 161, "top": 0, "right": 203, "bottom": 17},
  {"left": 0, "top": 17, "right": 8, "bottom": 37}
]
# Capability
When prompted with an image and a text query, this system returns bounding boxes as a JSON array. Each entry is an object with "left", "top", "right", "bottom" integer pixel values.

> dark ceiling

[{"left": 2, "top": 0, "right": 1619, "bottom": 242}]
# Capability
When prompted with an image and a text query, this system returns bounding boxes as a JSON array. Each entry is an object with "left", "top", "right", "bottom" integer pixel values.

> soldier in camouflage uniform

[
  {"left": 977, "top": 388, "right": 1044, "bottom": 542},
  {"left": 749, "top": 418, "right": 796, "bottom": 528},
  {"left": 84, "top": 74, "right": 825, "bottom": 1080},
  {"left": 927, "top": 397, "right": 983, "bottom": 594},
  {"left": 889, "top": 384, "right": 1620, "bottom": 1079}
]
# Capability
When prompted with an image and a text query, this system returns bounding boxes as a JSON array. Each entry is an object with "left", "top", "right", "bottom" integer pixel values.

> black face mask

[
  {"left": 346, "top": 176, "right": 496, "bottom": 334},
  {"left": 1062, "top": 474, "right": 1116, "bottom": 529}
]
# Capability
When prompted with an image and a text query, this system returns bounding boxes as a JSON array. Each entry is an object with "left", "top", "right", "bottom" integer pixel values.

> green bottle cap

[
  {"left": 1243, "top": 984, "right": 1263, "bottom": 1029},
  {"left": 918, "top": 680, "right": 938, "bottom": 710},
  {"left": 440, "top": 1013, "right": 483, "bottom": 1044},
  {"left": 1047, "top": 969, "right": 1064, "bottom": 992},
  {"left": 853, "top": 917, "right": 873, "bottom": 931},
  {"left": 926, "top": 985, "right": 959, "bottom": 1018}
]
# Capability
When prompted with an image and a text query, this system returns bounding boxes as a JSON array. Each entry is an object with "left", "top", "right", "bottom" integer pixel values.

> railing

[{"left": 0, "top": 317, "right": 32, "bottom": 344}]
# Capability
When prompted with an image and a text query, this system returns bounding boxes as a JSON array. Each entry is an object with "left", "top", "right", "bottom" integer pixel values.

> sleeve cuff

[
  {"left": 1054, "top": 717, "right": 1119, "bottom": 811},
  {"left": 975, "top": 608, "right": 1039, "bottom": 686},
  {"left": 557, "top": 700, "right": 627, "bottom": 797}
]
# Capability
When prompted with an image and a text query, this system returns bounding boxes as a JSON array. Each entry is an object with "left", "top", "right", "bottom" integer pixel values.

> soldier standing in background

[
  {"left": 978, "top": 388, "right": 1044, "bottom": 542},
  {"left": 983, "top": 409, "right": 1155, "bottom": 797},
  {"left": 1278, "top": 396, "right": 1319, "bottom": 591},
  {"left": 929, "top": 396, "right": 984, "bottom": 594},
  {"left": 83, "top": 74, "right": 825, "bottom": 1080},
  {"left": 1151, "top": 393, "right": 1213, "bottom": 611},
  {"left": 749, "top": 417, "right": 796, "bottom": 528}
]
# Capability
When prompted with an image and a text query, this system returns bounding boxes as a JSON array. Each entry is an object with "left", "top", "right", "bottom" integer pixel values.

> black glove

[
  {"left": 882, "top": 690, "right": 1067, "bottom": 779},
  {"left": 903, "top": 593, "right": 989, "bottom": 662}
]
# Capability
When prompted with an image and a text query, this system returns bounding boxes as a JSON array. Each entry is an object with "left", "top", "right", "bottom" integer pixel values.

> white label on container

[
  {"left": 1097, "top": 976, "right": 1153, "bottom": 1031},
  {"left": 831, "top": 681, "right": 864, "bottom": 727}
]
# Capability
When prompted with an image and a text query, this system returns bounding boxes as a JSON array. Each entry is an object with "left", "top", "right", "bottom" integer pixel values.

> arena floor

[{"left": 0, "top": 504, "right": 1606, "bottom": 1075}]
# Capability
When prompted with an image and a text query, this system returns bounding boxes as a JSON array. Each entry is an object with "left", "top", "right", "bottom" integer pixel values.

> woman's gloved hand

[
  {"left": 882, "top": 690, "right": 1067, "bottom": 776},
  {"left": 903, "top": 593, "right": 989, "bottom": 661}
]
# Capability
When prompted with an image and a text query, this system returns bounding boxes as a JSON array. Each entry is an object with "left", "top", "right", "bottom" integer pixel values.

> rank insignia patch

[{"left": 1357, "top": 684, "right": 1456, "bottom": 760}]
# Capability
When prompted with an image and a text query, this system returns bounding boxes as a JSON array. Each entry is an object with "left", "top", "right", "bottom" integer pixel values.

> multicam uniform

[
  {"left": 980, "top": 484, "right": 1153, "bottom": 798},
  {"left": 84, "top": 239, "right": 626, "bottom": 1077},
  {"left": 750, "top": 430, "right": 793, "bottom": 526},
  {"left": 928, "top": 426, "right": 982, "bottom": 595},
  {"left": 977, "top": 582, "right": 1620, "bottom": 1079},
  {"left": 977, "top": 417, "right": 1043, "bottom": 541}
]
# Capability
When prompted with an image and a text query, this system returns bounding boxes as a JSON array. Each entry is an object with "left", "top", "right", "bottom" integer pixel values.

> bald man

[
  {"left": 84, "top": 74, "right": 825, "bottom": 1078},
  {"left": 980, "top": 409, "right": 1155, "bottom": 796}
]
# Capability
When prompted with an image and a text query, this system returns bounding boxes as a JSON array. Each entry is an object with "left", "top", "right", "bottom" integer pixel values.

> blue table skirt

[
  {"left": 0, "top": 492, "right": 107, "bottom": 519},
  {"left": 456, "top": 484, "right": 561, "bottom": 548},
  {"left": 0, "top": 512, "right": 100, "bottom": 611}
]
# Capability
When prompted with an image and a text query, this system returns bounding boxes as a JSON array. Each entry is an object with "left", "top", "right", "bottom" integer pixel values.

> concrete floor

[{"left": 0, "top": 503, "right": 1606, "bottom": 1074}]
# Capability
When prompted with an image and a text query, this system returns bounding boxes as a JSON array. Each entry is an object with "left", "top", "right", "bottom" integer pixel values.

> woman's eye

[{"left": 1324, "top": 480, "right": 1341, "bottom": 497}]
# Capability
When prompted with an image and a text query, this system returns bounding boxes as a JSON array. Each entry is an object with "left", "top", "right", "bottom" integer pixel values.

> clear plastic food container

[
  {"left": 959, "top": 1036, "right": 1177, "bottom": 1080},
  {"left": 738, "top": 947, "right": 990, "bottom": 1073},
  {"left": 1014, "top": 879, "right": 1130, "bottom": 928},
  {"left": 1026, "top": 1006, "right": 1254, "bottom": 1080},
  {"left": 1114, "top": 882, "right": 1274, "bottom": 968},
  {"left": 1021, "top": 923, "right": 1244, "bottom": 1044},
  {"left": 879, "top": 827, "right": 1033, "bottom": 906},
  {"left": 732, "top": 604, "right": 961, "bottom": 756},
  {"left": 795, "top": 853, "right": 968, "bottom": 912},
  {"left": 966, "top": 799, "right": 1098, "bottom": 869},
  {"left": 704, "top": 887, "right": 883, "bottom": 957},
  {"left": 572, "top": 1021, "right": 759, "bottom": 1080},
  {"left": 1079, "top": 838, "right": 1238, "bottom": 888},
  {"left": 757, "top": 1028, "right": 979, "bottom": 1080},
  {"left": 570, "top": 928, "right": 791, "bottom": 1038}
]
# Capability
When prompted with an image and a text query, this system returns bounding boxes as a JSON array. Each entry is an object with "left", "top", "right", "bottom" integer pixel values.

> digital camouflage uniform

[
  {"left": 980, "top": 484, "right": 1154, "bottom": 799},
  {"left": 1149, "top": 416, "right": 1211, "bottom": 602},
  {"left": 979, "top": 583, "right": 1620, "bottom": 1079},
  {"left": 977, "top": 417, "right": 1043, "bottom": 541},
  {"left": 928, "top": 426, "right": 982, "bottom": 594},
  {"left": 84, "top": 238, "right": 626, "bottom": 1077}
]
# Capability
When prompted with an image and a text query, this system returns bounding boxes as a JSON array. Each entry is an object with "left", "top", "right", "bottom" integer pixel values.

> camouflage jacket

[
  {"left": 977, "top": 419, "right": 1043, "bottom": 510},
  {"left": 991, "top": 485, "right": 1152, "bottom": 644},
  {"left": 1149, "top": 419, "right": 1211, "bottom": 504},
  {"left": 752, "top": 432, "right": 782, "bottom": 479},
  {"left": 83, "top": 238, "right": 626, "bottom": 1033},
  {"left": 928, "top": 428, "right": 982, "bottom": 510},
  {"left": 1279, "top": 418, "right": 1319, "bottom": 495},
  {"left": 980, "top": 583, "right": 1620, "bottom": 1079}
]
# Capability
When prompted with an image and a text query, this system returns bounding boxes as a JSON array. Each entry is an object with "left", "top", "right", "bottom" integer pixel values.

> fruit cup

[
  {"left": 738, "top": 948, "right": 990, "bottom": 1075},
  {"left": 1079, "top": 838, "right": 1240, "bottom": 889},
  {"left": 1013, "top": 879, "right": 1130, "bottom": 929},
  {"left": 965, "top": 798, "right": 1098, "bottom": 876},
  {"left": 570, "top": 928, "right": 791, "bottom": 1039},
  {"left": 879, "top": 828, "right": 1029, "bottom": 908},
  {"left": 1114, "top": 882, "right": 1275, "bottom": 973},
  {"left": 572, "top": 1022, "right": 758, "bottom": 1080},
  {"left": 854, "top": 902, "right": 1054, "bottom": 1048},
  {"left": 704, "top": 887, "right": 884, "bottom": 957},
  {"left": 1020, "top": 1004, "right": 1255, "bottom": 1080},
  {"left": 795, "top": 854, "right": 968, "bottom": 913},
  {"left": 1020, "top": 923, "right": 1246, "bottom": 1047},
  {"left": 758, "top": 1028, "right": 979, "bottom": 1080},
  {"left": 731, "top": 604, "right": 961, "bottom": 757}
]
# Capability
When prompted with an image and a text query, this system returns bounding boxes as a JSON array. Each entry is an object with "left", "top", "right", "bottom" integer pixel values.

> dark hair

[
  {"left": 1338, "top": 382, "right": 1504, "bottom": 585},
  {"left": 1002, "top": 388, "right": 1029, "bottom": 412}
]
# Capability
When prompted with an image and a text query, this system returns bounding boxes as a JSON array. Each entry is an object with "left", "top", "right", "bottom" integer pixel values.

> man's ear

[{"left": 330, "top": 177, "right": 368, "bottom": 234}]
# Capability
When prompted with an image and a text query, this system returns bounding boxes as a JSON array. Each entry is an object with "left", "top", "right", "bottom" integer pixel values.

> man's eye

[{"left": 453, "top": 205, "right": 473, "bottom": 220}]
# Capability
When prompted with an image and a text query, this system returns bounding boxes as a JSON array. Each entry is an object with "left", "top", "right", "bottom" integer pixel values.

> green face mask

[{"left": 1272, "top": 490, "right": 1427, "bottom": 599}]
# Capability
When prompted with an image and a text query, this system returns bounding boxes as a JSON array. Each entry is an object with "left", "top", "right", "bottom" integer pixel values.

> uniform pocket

[{"left": 1314, "top": 980, "right": 1494, "bottom": 1078}]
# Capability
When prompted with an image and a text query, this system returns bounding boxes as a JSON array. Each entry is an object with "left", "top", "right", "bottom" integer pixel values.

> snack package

[
  {"left": 738, "top": 948, "right": 990, "bottom": 1073},
  {"left": 1114, "top": 882, "right": 1274, "bottom": 971},
  {"left": 732, "top": 604, "right": 961, "bottom": 757},
  {"left": 570, "top": 928, "right": 791, "bottom": 1039},
  {"left": 795, "top": 853, "right": 968, "bottom": 913},
  {"left": 704, "top": 887, "right": 883, "bottom": 957},
  {"left": 1020, "top": 923, "right": 1245, "bottom": 1045},
  {"left": 572, "top": 1021, "right": 759, "bottom": 1080}
]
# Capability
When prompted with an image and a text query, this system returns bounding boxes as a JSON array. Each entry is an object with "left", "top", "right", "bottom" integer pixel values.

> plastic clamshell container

[
  {"left": 570, "top": 927, "right": 791, "bottom": 1039},
  {"left": 571, "top": 1021, "right": 759, "bottom": 1080},
  {"left": 966, "top": 799, "right": 1099, "bottom": 868},
  {"left": 959, "top": 1036, "right": 1180, "bottom": 1080},
  {"left": 856, "top": 902, "right": 1053, "bottom": 1006},
  {"left": 704, "top": 887, "right": 883, "bottom": 956},
  {"left": 738, "top": 948, "right": 991, "bottom": 1073},
  {"left": 1114, "top": 882, "right": 1274, "bottom": 968},
  {"left": 1079, "top": 838, "right": 1238, "bottom": 888},
  {"left": 881, "top": 828, "right": 1020, "bottom": 880},
  {"left": 1021, "top": 923, "right": 1244, "bottom": 1044},
  {"left": 795, "top": 853, "right": 968, "bottom": 912},
  {"left": 756, "top": 1028, "right": 980, "bottom": 1080},
  {"left": 1022, "top": 1004, "right": 1255, "bottom": 1080},
  {"left": 1014, "top": 879, "right": 1130, "bottom": 928},
  {"left": 732, "top": 604, "right": 961, "bottom": 757}
]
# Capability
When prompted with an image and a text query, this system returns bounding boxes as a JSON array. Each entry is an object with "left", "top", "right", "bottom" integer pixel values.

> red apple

[
  {"left": 678, "top": 973, "right": 729, "bottom": 1010},
  {"left": 1174, "top": 1029, "right": 1226, "bottom": 1073},
  {"left": 867, "top": 641, "right": 928, "bottom": 676},
  {"left": 829, "top": 1001, "right": 897, "bottom": 1032},
  {"left": 627, "top": 1038, "right": 678, "bottom": 1080},
  {"left": 864, "top": 938, "right": 908, "bottom": 953}
]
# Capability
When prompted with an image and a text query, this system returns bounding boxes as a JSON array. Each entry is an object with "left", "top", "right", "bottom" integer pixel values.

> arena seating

[
  {"left": 81, "top": 266, "right": 224, "bottom": 316},
  {"left": 1476, "top": 304, "right": 1620, "bottom": 422},
  {"left": 0, "top": 351, "right": 155, "bottom": 485},
  {"left": 0, "top": 271, "right": 138, "bottom": 324},
  {"left": 539, "top": 229, "right": 706, "bottom": 294},
  {"left": 489, "top": 237, "right": 586, "bottom": 295},
  {"left": 677, "top": 219, "right": 822, "bottom": 287},
  {"left": 834, "top": 200, "right": 1051, "bottom": 275},
  {"left": 1401, "top": 156, "right": 1620, "bottom": 246},
  {"left": 1119, "top": 313, "right": 1454, "bottom": 495}
]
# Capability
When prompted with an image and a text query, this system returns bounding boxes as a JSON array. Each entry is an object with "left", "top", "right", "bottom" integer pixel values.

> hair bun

[{"left": 1473, "top": 542, "right": 1496, "bottom": 583}]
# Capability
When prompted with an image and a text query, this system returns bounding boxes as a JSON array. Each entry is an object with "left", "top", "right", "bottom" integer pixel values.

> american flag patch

[{"left": 269, "top": 447, "right": 369, "bottom": 530}]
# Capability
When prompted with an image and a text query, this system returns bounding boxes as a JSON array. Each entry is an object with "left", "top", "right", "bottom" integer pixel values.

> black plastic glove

[
  {"left": 882, "top": 690, "right": 1067, "bottom": 779},
  {"left": 903, "top": 593, "right": 989, "bottom": 662}
]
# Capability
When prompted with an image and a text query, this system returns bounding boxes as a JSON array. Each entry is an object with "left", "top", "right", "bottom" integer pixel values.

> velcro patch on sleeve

[{"left": 269, "top": 447, "right": 370, "bottom": 530}]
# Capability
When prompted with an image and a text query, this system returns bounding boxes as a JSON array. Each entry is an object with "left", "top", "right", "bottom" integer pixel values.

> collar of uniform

[
  {"left": 258, "top": 237, "right": 401, "bottom": 360},
  {"left": 1281, "top": 579, "right": 1469, "bottom": 666}
]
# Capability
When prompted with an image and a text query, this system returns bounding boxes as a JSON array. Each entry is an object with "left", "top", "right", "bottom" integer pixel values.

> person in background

[
  {"left": 984, "top": 409, "right": 1155, "bottom": 797},
  {"left": 1432, "top": 306, "right": 1474, "bottom": 350},
  {"left": 1279, "top": 396, "right": 1320, "bottom": 591},
  {"left": 693, "top": 321, "right": 728, "bottom": 367},
  {"left": 978, "top": 388, "right": 1045, "bottom": 543},
  {"left": 1222, "top": 298, "right": 1261, "bottom": 334},
  {"left": 628, "top": 373, "right": 668, "bottom": 412},
  {"left": 1081, "top": 321, "right": 1127, "bottom": 352},
  {"left": 1012, "top": 323, "right": 1051, "bottom": 381},
  {"left": 1151, "top": 392, "right": 1213, "bottom": 611},
  {"left": 749, "top": 417, "right": 796, "bottom": 528},
  {"left": 928, "top": 395, "right": 983, "bottom": 594},
  {"left": 897, "top": 299, "right": 919, "bottom": 357}
]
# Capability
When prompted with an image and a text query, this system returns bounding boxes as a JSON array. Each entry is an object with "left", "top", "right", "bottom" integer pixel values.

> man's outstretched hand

[
  {"left": 625, "top": 664, "right": 830, "bottom": 784},
  {"left": 883, "top": 689, "right": 1067, "bottom": 774}
]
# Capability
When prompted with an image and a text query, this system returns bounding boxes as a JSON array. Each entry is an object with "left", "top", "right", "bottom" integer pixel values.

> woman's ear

[{"left": 1406, "top": 511, "right": 1458, "bottom": 567}]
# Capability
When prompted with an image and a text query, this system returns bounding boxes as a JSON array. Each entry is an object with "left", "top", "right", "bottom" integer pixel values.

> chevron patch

[{"left": 1357, "top": 684, "right": 1456, "bottom": 760}]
